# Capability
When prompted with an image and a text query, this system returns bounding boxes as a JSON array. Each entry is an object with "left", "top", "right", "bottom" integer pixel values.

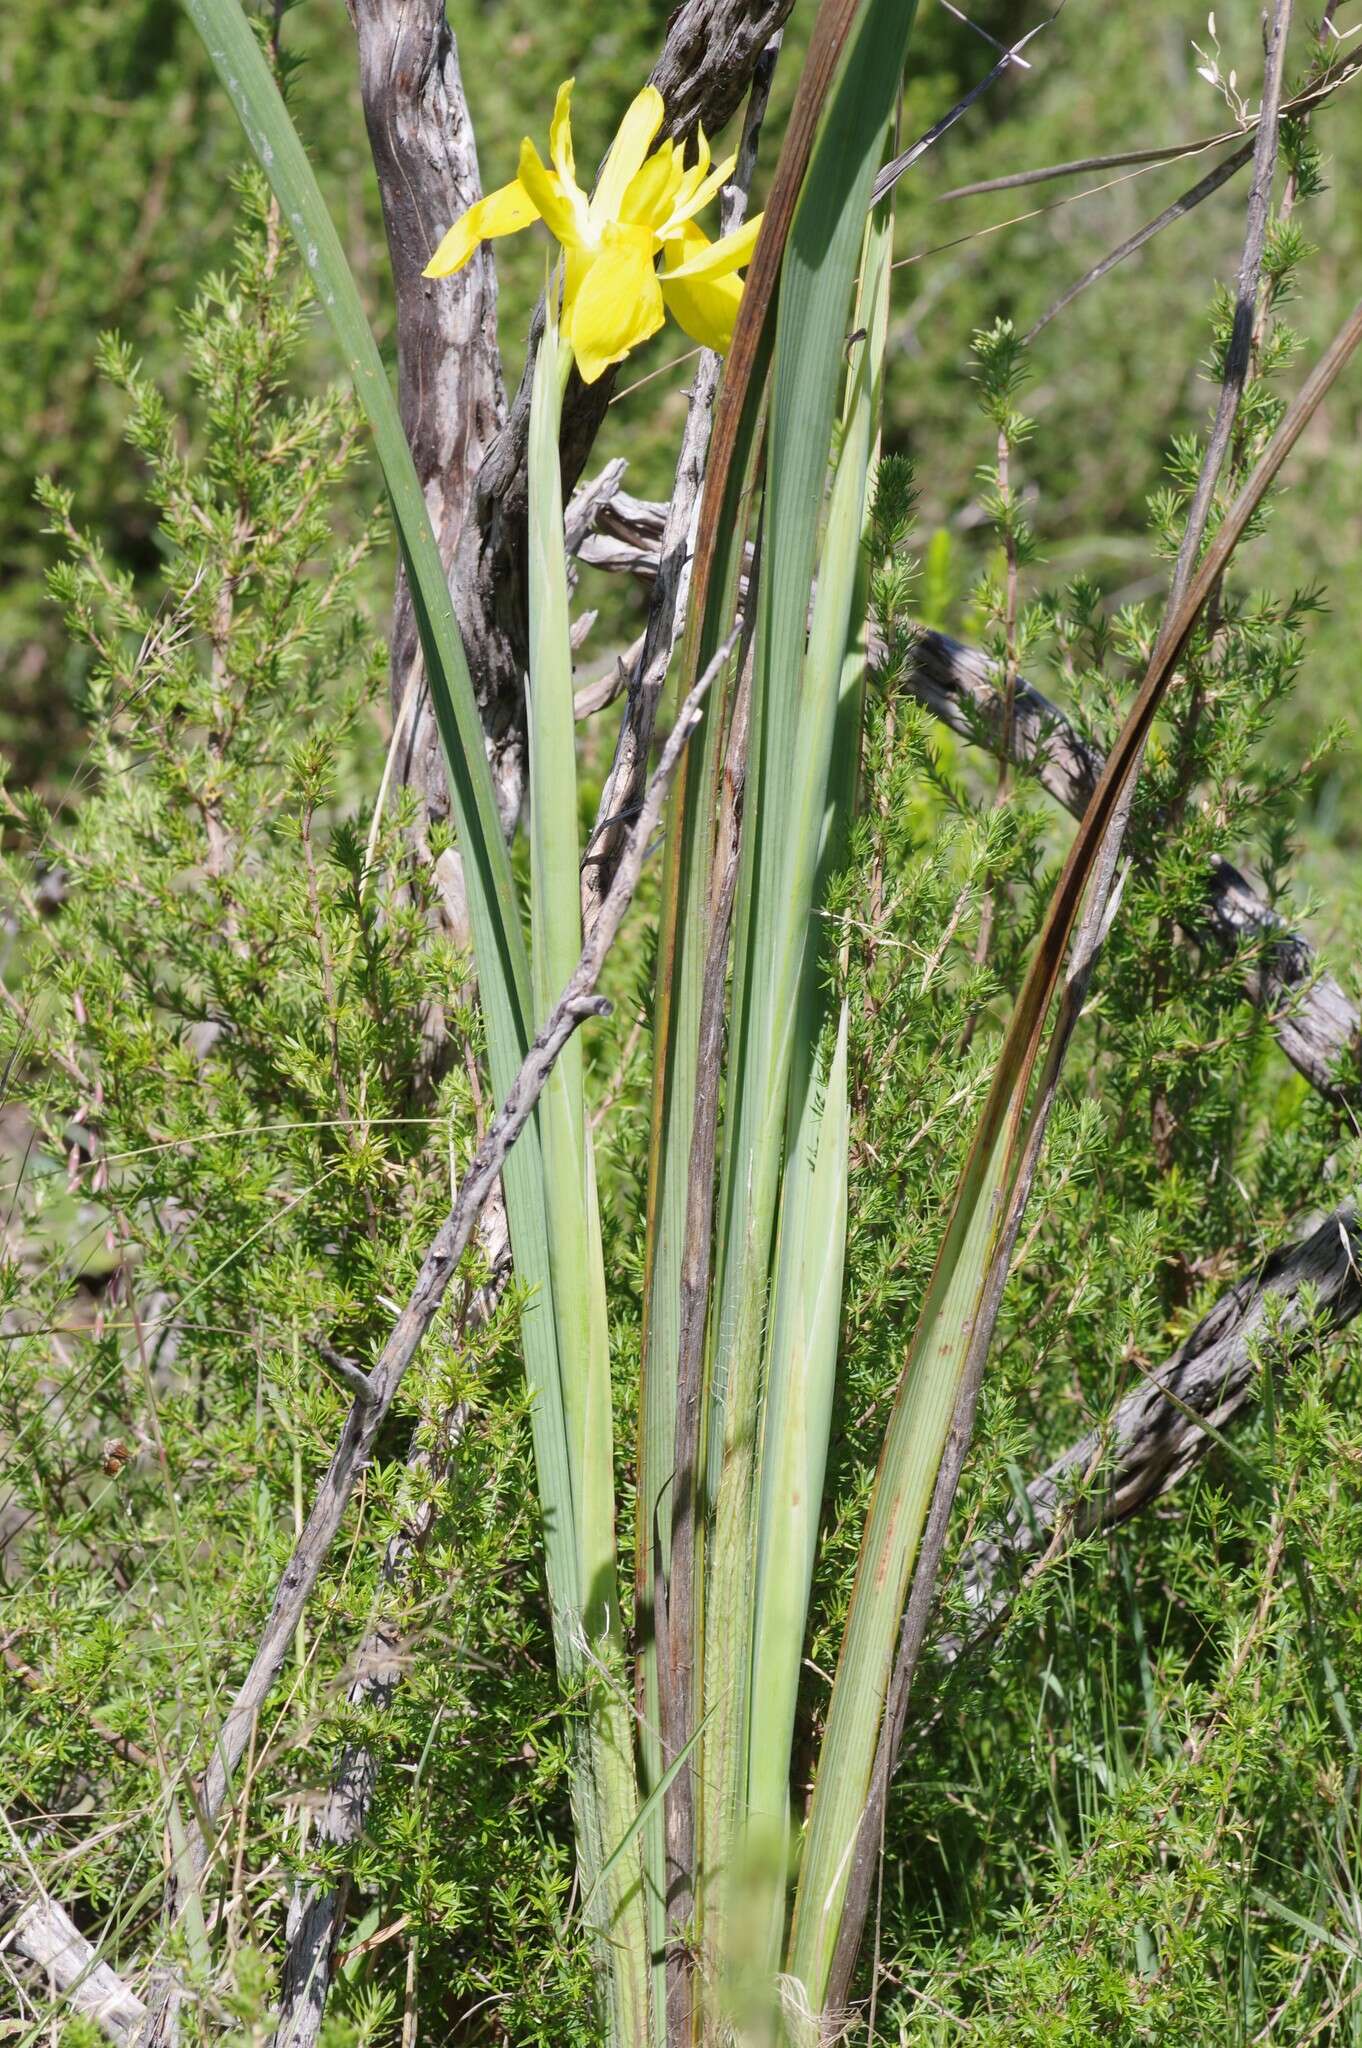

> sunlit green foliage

[{"left": 3, "top": 3, "right": 1362, "bottom": 2043}]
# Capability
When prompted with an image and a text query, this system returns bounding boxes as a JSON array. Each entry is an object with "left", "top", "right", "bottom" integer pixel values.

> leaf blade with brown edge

[{"left": 788, "top": 297, "right": 1362, "bottom": 2015}]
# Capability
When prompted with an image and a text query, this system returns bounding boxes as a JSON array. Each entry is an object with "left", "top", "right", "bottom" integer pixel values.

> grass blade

[
  {"left": 746, "top": 1002, "right": 850, "bottom": 1844},
  {"left": 742, "top": 181, "right": 894, "bottom": 1891},
  {"left": 182, "top": 0, "right": 587, "bottom": 1961}
]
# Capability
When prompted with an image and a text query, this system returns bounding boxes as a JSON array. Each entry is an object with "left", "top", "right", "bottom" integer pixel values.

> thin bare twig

[
  {"left": 871, "top": 11, "right": 1058, "bottom": 205},
  {"left": 167, "top": 630, "right": 739, "bottom": 1913},
  {"left": 1026, "top": 12, "right": 1343, "bottom": 344},
  {"left": 938, "top": 50, "right": 1362, "bottom": 204}
]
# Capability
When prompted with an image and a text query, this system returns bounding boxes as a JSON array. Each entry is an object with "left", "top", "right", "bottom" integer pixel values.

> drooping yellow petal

[
  {"left": 663, "top": 210, "right": 762, "bottom": 281},
  {"left": 661, "top": 223, "right": 743, "bottom": 354},
  {"left": 518, "top": 138, "right": 586, "bottom": 251},
  {"left": 661, "top": 267, "right": 743, "bottom": 355},
  {"left": 549, "top": 77, "right": 578, "bottom": 194},
  {"left": 567, "top": 222, "right": 664, "bottom": 383},
  {"left": 423, "top": 177, "right": 540, "bottom": 277},
  {"left": 591, "top": 85, "right": 666, "bottom": 230},
  {"left": 621, "top": 140, "right": 684, "bottom": 232}
]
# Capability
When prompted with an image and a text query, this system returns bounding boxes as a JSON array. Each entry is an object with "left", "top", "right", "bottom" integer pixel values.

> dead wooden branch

[
  {"left": 1, "top": 1859, "right": 145, "bottom": 2045},
  {"left": 935, "top": 48, "right": 1362, "bottom": 204},
  {"left": 349, "top": 0, "right": 520, "bottom": 857},
  {"left": 901, "top": 629, "right": 1361, "bottom": 1104},
  {"left": 951, "top": 1201, "right": 1362, "bottom": 1645}
]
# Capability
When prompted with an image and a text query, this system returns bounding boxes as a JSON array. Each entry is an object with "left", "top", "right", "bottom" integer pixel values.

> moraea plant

[
  {"left": 422, "top": 79, "right": 763, "bottom": 382},
  {"left": 173, "top": 3, "right": 1362, "bottom": 2043}
]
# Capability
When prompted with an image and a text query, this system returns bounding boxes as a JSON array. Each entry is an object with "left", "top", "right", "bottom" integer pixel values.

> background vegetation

[{"left": 3, "top": 1, "right": 1361, "bottom": 2041}]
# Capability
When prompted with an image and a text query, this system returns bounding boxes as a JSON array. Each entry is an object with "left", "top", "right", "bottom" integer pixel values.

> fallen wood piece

[
  {"left": 0, "top": 1867, "right": 146, "bottom": 2045},
  {"left": 954, "top": 1200, "right": 1362, "bottom": 1644},
  {"left": 901, "top": 627, "right": 1361, "bottom": 1104}
]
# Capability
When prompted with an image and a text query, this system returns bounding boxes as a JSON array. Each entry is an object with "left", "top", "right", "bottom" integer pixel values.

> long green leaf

[
  {"left": 743, "top": 182, "right": 895, "bottom": 1875},
  {"left": 699, "top": 0, "right": 916, "bottom": 1924},
  {"left": 745, "top": 1006, "right": 849, "bottom": 1881}
]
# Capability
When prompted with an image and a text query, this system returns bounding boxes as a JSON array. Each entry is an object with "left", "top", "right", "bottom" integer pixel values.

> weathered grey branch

[
  {"left": 902, "top": 629, "right": 1361, "bottom": 1104},
  {"left": 0, "top": 1864, "right": 145, "bottom": 2045},
  {"left": 172, "top": 629, "right": 736, "bottom": 1918},
  {"left": 348, "top": 0, "right": 521, "bottom": 859},
  {"left": 953, "top": 1199, "right": 1362, "bottom": 1641}
]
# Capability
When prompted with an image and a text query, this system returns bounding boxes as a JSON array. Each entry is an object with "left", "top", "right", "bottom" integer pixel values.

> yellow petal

[
  {"left": 661, "top": 265, "right": 743, "bottom": 356},
  {"left": 423, "top": 178, "right": 540, "bottom": 278},
  {"left": 561, "top": 240, "right": 595, "bottom": 333},
  {"left": 621, "top": 140, "right": 684, "bottom": 231},
  {"left": 663, "top": 210, "right": 762, "bottom": 281},
  {"left": 591, "top": 85, "right": 666, "bottom": 229},
  {"left": 518, "top": 138, "right": 585, "bottom": 250},
  {"left": 549, "top": 77, "right": 577, "bottom": 192},
  {"left": 661, "top": 222, "right": 743, "bottom": 353},
  {"left": 567, "top": 223, "right": 664, "bottom": 383}
]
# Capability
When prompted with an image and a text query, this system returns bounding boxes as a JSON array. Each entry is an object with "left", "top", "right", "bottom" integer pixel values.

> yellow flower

[{"left": 423, "top": 80, "right": 763, "bottom": 385}]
